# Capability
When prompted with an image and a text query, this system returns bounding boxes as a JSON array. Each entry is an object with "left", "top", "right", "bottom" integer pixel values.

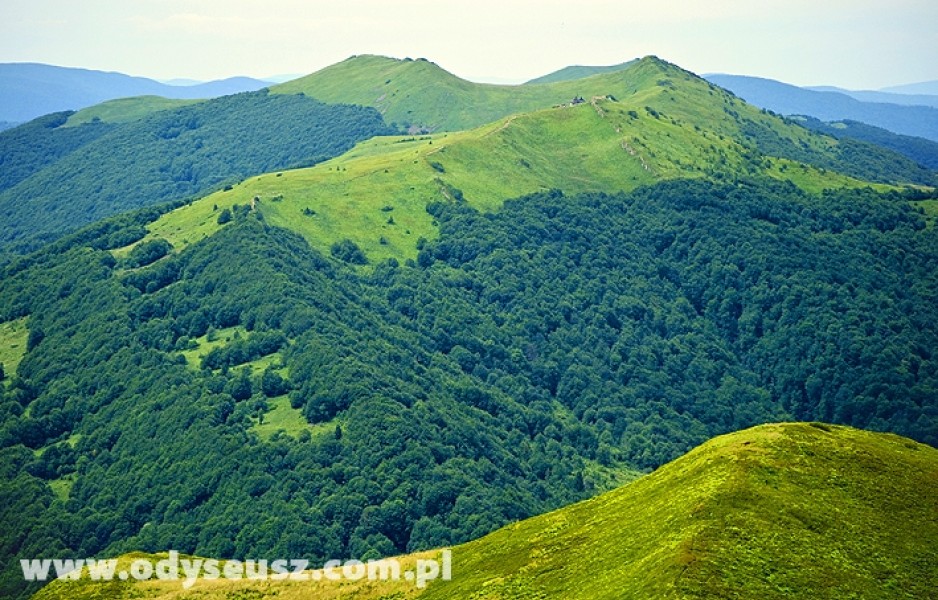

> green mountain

[
  {"left": 130, "top": 56, "right": 934, "bottom": 266},
  {"left": 525, "top": 60, "right": 637, "bottom": 84},
  {"left": 2, "top": 55, "right": 933, "bottom": 263},
  {"left": 30, "top": 423, "right": 938, "bottom": 599}
]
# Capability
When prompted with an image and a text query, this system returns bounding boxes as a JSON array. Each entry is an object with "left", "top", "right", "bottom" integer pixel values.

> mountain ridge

[
  {"left": 7, "top": 52, "right": 931, "bottom": 266},
  {"left": 706, "top": 73, "right": 938, "bottom": 141},
  {"left": 272, "top": 54, "right": 693, "bottom": 133},
  {"left": 130, "top": 55, "right": 933, "bottom": 266}
]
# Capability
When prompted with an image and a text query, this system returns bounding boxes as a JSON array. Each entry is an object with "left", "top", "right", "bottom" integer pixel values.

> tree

[
  {"left": 261, "top": 368, "right": 288, "bottom": 397},
  {"left": 217, "top": 208, "right": 232, "bottom": 224},
  {"left": 225, "top": 371, "right": 252, "bottom": 401}
]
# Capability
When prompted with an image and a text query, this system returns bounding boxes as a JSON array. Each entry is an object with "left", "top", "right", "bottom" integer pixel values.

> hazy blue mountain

[
  {"left": 0, "top": 63, "right": 269, "bottom": 123},
  {"left": 807, "top": 86, "right": 938, "bottom": 109},
  {"left": 882, "top": 80, "right": 938, "bottom": 95},
  {"left": 706, "top": 74, "right": 938, "bottom": 142}
]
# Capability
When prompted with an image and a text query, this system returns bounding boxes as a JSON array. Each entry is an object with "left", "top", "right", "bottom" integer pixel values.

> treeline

[
  {"left": 0, "top": 90, "right": 391, "bottom": 260},
  {"left": 0, "top": 179, "right": 936, "bottom": 599}
]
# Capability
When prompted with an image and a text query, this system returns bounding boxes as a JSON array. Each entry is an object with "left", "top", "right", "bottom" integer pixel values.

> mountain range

[
  {"left": 0, "top": 54, "right": 936, "bottom": 600},
  {"left": 0, "top": 63, "right": 271, "bottom": 125},
  {"left": 706, "top": 73, "right": 938, "bottom": 142},
  {"left": 2, "top": 55, "right": 935, "bottom": 261},
  {"left": 805, "top": 85, "right": 938, "bottom": 108}
]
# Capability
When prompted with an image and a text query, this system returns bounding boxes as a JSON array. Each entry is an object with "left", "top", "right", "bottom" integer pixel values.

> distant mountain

[
  {"left": 882, "top": 80, "right": 938, "bottom": 95},
  {"left": 524, "top": 60, "right": 636, "bottom": 84},
  {"left": 0, "top": 63, "right": 269, "bottom": 124},
  {"left": 706, "top": 74, "right": 938, "bottom": 142},
  {"left": 806, "top": 86, "right": 938, "bottom": 109}
]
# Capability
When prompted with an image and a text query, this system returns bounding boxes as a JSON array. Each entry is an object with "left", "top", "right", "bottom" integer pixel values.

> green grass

[
  {"left": 33, "top": 423, "right": 938, "bottom": 600},
  {"left": 249, "top": 395, "right": 337, "bottom": 441},
  {"left": 178, "top": 326, "right": 247, "bottom": 369},
  {"left": 48, "top": 476, "right": 75, "bottom": 502},
  {"left": 0, "top": 316, "right": 28, "bottom": 382},
  {"left": 64, "top": 96, "right": 202, "bottom": 127},
  {"left": 913, "top": 198, "right": 938, "bottom": 227},
  {"left": 418, "top": 423, "right": 938, "bottom": 599}
]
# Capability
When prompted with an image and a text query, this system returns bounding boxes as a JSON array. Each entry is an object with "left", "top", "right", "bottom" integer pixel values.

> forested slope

[
  {"left": 0, "top": 91, "right": 390, "bottom": 259},
  {"left": 2, "top": 178, "right": 936, "bottom": 599}
]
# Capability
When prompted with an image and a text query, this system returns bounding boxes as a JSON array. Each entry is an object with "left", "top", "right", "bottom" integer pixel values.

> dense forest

[
  {"left": 0, "top": 91, "right": 390, "bottom": 260},
  {"left": 1, "top": 177, "right": 936, "bottom": 599},
  {"left": 0, "top": 111, "right": 115, "bottom": 193}
]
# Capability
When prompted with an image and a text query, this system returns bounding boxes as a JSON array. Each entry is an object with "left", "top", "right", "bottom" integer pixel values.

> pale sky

[{"left": 1, "top": 0, "right": 936, "bottom": 90}]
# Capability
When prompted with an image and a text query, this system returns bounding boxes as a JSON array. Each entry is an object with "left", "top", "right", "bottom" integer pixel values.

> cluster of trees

[
  {"left": 0, "top": 178, "right": 936, "bottom": 599},
  {"left": 0, "top": 91, "right": 391, "bottom": 260},
  {"left": 200, "top": 331, "right": 287, "bottom": 371}
]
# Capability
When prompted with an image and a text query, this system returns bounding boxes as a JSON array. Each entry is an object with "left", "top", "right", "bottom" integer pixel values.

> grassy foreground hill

[{"left": 31, "top": 423, "right": 938, "bottom": 599}]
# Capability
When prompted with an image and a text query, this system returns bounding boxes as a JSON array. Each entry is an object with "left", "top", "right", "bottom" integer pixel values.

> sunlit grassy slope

[
  {"left": 271, "top": 54, "right": 771, "bottom": 134},
  {"left": 138, "top": 56, "right": 886, "bottom": 263},
  {"left": 0, "top": 316, "right": 28, "bottom": 382},
  {"left": 33, "top": 423, "right": 938, "bottom": 600},
  {"left": 64, "top": 96, "right": 202, "bottom": 127}
]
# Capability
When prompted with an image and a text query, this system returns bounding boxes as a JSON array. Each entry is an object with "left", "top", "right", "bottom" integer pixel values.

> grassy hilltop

[
  {"left": 136, "top": 56, "right": 931, "bottom": 265},
  {"left": 32, "top": 423, "right": 938, "bottom": 600}
]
